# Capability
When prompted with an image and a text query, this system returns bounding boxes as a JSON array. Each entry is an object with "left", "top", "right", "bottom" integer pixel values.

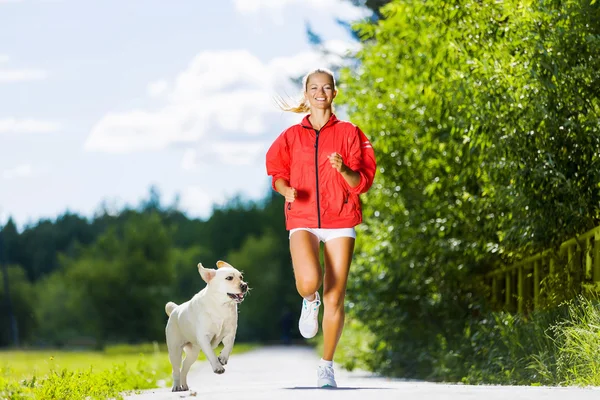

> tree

[
  {"left": 0, "top": 266, "right": 35, "bottom": 346},
  {"left": 62, "top": 212, "right": 174, "bottom": 344},
  {"left": 336, "top": 0, "right": 600, "bottom": 378}
]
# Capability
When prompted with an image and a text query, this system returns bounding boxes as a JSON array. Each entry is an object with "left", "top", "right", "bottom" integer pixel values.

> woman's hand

[
  {"left": 274, "top": 179, "right": 297, "bottom": 202},
  {"left": 284, "top": 187, "right": 297, "bottom": 203},
  {"left": 329, "top": 152, "right": 361, "bottom": 188},
  {"left": 328, "top": 152, "right": 346, "bottom": 173}
]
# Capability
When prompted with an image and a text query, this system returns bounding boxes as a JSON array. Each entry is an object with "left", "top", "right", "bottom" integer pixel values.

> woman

[{"left": 265, "top": 68, "right": 376, "bottom": 388}]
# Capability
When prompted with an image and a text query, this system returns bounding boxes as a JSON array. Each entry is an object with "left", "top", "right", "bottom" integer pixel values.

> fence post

[
  {"left": 505, "top": 272, "right": 511, "bottom": 308},
  {"left": 492, "top": 275, "right": 498, "bottom": 306},
  {"left": 586, "top": 236, "right": 593, "bottom": 281},
  {"left": 534, "top": 259, "right": 540, "bottom": 309},
  {"left": 518, "top": 266, "right": 524, "bottom": 314},
  {"left": 594, "top": 229, "right": 600, "bottom": 283}
]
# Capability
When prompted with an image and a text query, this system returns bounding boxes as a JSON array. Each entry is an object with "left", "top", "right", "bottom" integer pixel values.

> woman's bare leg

[
  {"left": 290, "top": 230, "right": 322, "bottom": 299},
  {"left": 321, "top": 237, "right": 355, "bottom": 361}
]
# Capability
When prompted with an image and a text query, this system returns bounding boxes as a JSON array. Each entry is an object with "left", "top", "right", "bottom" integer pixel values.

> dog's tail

[{"left": 165, "top": 301, "right": 178, "bottom": 316}]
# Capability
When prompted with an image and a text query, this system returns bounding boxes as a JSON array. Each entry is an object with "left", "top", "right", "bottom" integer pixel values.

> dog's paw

[
  {"left": 213, "top": 365, "right": 225, "bottom": 374},
  {"left": 171, "top": 384, "right": 189, "bottom": 392},
  {"left": 218, "top": 355, "right": 228, "bottom": 365}
]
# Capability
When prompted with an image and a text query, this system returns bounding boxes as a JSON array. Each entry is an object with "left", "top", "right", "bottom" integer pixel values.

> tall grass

[
  {"left": 336, "top": 295, "right": 600, "bottom": 386},
  {"left": 549, "top": 295, "right": 600, "bottom": 386},
  {"left": 454, "top": 295, "right": 600, "bottom": 386}
]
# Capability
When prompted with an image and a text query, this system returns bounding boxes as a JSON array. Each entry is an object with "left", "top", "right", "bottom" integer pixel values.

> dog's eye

[{"left": 226, "top": 276, "right": 233, "bottom": 281}]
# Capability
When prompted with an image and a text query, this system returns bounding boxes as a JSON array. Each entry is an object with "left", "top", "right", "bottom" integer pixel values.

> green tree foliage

[
  {"left": 494, "top": 0, "right": 600, "bottom": 249},
  {"left": 59, "top": 213, "right": 174, "bottom": 344},
  {"left": 33, "top": 270, "right": 86, "bottom": 347},
  {"left": 204, "top": 196, "right": 267, "bottom": 259},
  {"left": 337, "top": 0, "right": 600, "bottom": 379},
  {"left": 2, "top": 213, "right": 95, "bottom": 282},
  {"left": 169, "top": 245, "right": 215, "bottom": 305},
  {"left": 0, "top": 266, "right": 35, "bottom": 347}
]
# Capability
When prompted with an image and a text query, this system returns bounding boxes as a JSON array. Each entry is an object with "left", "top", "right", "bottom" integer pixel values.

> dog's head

[{"left": 198, "top": 260, "right": 248, "bottom": 304}]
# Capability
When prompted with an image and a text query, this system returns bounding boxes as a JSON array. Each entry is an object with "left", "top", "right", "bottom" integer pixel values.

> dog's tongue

[{"left": 228, "top": 293, "right": 244, "bottom": 302}]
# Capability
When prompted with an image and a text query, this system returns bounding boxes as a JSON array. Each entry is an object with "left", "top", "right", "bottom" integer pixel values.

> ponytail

[
  {"left": 274, "top": 95, "right": 311, "bottom": 114},
  {"left": 275, "top": 67, "right": 336, "bottom": 114}
]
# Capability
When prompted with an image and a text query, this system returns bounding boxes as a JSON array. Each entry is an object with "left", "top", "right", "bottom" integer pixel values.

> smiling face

[{"left": 304, "top": 72, "right": 337, "bottom": 112}]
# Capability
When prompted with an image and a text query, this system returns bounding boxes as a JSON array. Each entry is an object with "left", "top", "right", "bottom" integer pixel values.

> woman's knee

[
  {"left": 295, "top": 275, "right": 321, "bottom": 298},
  {"left": 322, "top": 291, "right": 346, "bottom": 311}
]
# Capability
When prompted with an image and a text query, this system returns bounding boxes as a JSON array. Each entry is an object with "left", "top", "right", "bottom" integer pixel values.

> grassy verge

[
  {"left": 332, "top": 295, "right": 600, "bottom": 386},
  {"left": 0, "top": 342, "right": 256, "bottom": 399}
]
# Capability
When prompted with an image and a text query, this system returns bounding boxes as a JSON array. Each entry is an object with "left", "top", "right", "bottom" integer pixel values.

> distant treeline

[{"left": 0, "top": 187, "right": 300, "bottom": 347}]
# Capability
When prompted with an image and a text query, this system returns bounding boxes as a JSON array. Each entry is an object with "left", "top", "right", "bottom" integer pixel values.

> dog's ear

[
  {"left": 198, "top": 263, "right": 216, "bottom": 283},
  {"left": 216, "top": 260, "right": 234, "bottom": 269}
]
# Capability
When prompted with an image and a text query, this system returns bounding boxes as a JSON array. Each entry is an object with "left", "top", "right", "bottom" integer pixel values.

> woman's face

[{"left": 305, "top": 73, "right": 336, "bottom": 111}]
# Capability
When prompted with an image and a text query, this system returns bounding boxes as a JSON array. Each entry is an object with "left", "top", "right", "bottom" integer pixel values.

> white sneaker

[
  {"left": 317, "top": 364, "right": 337, "bottom": 388},
  {"left": 299, "top": 292, "right": 321, "bottom": 339}
]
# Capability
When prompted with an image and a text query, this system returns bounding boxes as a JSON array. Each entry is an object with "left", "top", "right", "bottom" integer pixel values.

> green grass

[
  {"left": 546, "top": 295, "right": 600, "bottom": 386},
  {"left": 0, "top": 342, "right": 257, "bottom": 400}
]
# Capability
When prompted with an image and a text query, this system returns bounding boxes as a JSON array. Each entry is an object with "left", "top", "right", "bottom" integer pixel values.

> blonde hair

[{"left": 275, "top": 68, "right": 336, "bottom": 114}]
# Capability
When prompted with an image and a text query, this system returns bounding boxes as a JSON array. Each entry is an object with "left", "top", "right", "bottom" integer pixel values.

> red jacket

[{"left": 266, "top": 114, "right": 377, "bottom": 230}]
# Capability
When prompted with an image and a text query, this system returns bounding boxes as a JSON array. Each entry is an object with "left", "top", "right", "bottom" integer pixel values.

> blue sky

[{"left": 0, "top": 0, "right": 368, "bottom": 229}]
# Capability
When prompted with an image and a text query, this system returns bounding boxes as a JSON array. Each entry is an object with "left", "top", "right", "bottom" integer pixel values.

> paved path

[{"left": 123, "top": 345, "right": 600, "bottom": 400}]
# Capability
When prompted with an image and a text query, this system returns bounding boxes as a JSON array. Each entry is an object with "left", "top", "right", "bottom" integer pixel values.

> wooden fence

[{"left": 486, "top": 225, "right": 600, "bottom": 313}]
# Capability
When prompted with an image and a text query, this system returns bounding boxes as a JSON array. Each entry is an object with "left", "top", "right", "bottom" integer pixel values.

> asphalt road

[{"left": 123, "top": 345, "right": 600, "bottom": 400}]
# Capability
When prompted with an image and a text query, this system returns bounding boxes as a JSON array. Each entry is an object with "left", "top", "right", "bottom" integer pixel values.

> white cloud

[
  {"left": 0, "top": 55, "right": 48, "bottom": 83},
  {"left": 180, "top": 140, "right": 267, "bottom": 171},
  {"left": 180, "top": 148, "right": 198, "bottom": 171},
  {"left": 0, "top": 68, "right": 47, "bottom": 83},
  {"left": 179, "top": 186, "right": 227, "bottom": 219},
  {"left": 0, "top": 118, "right": 61, "bottom": 134},
  {"left": 0, "top": 0, "right": 23, "bottom": 3},
  {"left": 85, "top": 42, "right": 354, "bottom": 157},
  {"left": 211, "top": 141, "right": 267, "bottom": 166},
  {"left": 2, "top": 163, "right": 33, "bottom": 180},
  {"left": 147, "top": 80, "right": 168, "bottom": 98},
  {"left": 233, "top": 0, "right": 370, "bottom": 23},
  {"left": 322, "top": 39, "right": 362, "bottom": 56}
]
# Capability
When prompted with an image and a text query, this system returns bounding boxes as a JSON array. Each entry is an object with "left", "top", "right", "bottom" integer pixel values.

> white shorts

[{"left": 289, "top": 227, "right": 356, "bottom": 243}]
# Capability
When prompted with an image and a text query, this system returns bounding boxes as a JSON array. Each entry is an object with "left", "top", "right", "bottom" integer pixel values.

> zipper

[
  {"left": 314, "top": 129, "right": 321, "bottom": 228},
  {"left": 301, "top": 117, "right": 334, "bottom": 228}
]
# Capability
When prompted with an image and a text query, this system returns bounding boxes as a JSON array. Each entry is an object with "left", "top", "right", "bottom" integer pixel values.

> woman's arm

[
  {"left": 342, "top": 127, "right": 377, "bottom": 194},
  {"left": 329, "top": 152, "right": 360, "bottom": 188}
]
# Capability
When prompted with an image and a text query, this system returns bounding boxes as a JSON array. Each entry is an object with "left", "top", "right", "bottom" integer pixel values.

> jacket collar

[{"left": 300, "top": 113, "right": 339, "bottom": 130}]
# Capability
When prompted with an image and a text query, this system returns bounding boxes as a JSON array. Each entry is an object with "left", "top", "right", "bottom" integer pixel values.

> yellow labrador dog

[{"left": 164, "top": 260, "right": 248, "bottom": 392}]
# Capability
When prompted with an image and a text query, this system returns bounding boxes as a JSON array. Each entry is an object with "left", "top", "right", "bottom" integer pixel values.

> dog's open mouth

[{"left": 227, "top": 293, "right": 245, "bottom": 303}]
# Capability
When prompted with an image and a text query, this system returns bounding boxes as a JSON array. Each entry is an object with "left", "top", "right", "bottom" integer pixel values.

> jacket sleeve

[
  {"left": 265, "top": 130, "right": 291, "bottom": 191},
  {"left": 346, "top": 127, "right": 377, "bottom": 195}
]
